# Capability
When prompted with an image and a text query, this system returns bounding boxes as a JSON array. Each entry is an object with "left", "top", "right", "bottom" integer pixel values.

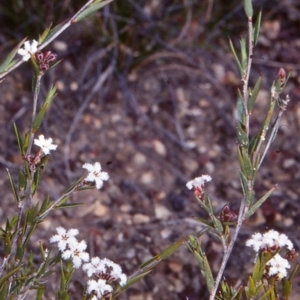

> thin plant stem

[
  {"left": 0, "top": 0, "right": 96, "bottom": 80},
  {"left": 209, "top": 200, "right": 246, "bottom": 300},
  {"left": 242, "top": 17, "right": 253, "bottom": 136},
  {"left": 26, "top": 74, "right": 42, "bottom": 157},
  {"left": 209, "top": 16, "right": 254, "bottom": 300}
]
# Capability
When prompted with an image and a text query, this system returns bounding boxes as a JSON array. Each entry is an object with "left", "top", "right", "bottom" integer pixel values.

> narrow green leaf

[
  {"left": 211, "top": 216, "right": 223, "bottom": 233},
  {"left": 15, "top": 237, "right": 24, "bottom": 261},
  {"left": 113, "top": 270, "right": 153, "bottom": 297},
  {"left": 6, "top": 168, "right": 19, "bottom": 204},
  {"left": 140, "top": 236, "right": 188, "bottom": 269},
  {"left": 56, "top": 203, "right": 84, "bottom": 209},
  {"left": 253, "top": 10, "right": 262, "bottom": 45},
  {"left": 229, "top": 39, "right": 243, "bottom": 75},
  {"left": 248, "top": 275, "right": 255, "bottom": 296},
  {"left": 236, "top": 90, "right": 244, "bottom": 124},
  {"left": 0, "top": 37, "right": 27, "bottom": 73},
  {"left": 245, "top": 189, "right": 255, "bottom": 207},
  {"left": 0, "top": 280, "right": 8, "bottom": 300},
  {"left": 39, "top": 23, "right": 53, "bottom": 44},
  {"left": 240, "top": 38, "right": 247, "bottom": 73},
  {"left": 258, "top": 288, "right": 272, "bottom": 300},
  {"left": 282, "top": 279, "right": 292, "bottom": 299},
  {"left": 18, "top": 171, "right": 26, "bottom": 191},
  {"left": 4, "top": 233, "right": 11, "bottom": 257},
  {"left": 40, "top": 20, "right": 68, "bottom": 46},
  {"left": 241, "top": 147, "right": 253, "bottom": 180},
  {"left": 13, "top": 122, "right": 24, "bottom": 155},
  {"left": 203, "top": 254, "right": 215, "bottom": 293},
  {"left": 244, "top": 0, "right": 253, "bottom": 18},
  {"left": 32, "top": 85, "right": 57, "bottom": 131},
  {"left": 252, "top": 252, "right": 266, "bottom": 283},
  {"left": 0, "top": 264, "right": 22, "bottom": 286},
  {"left": 75, "top": 0, "right": 114, "bottom": 22},
  {"left": 237, "top": 123, "right": 249, "bottom": 147},
  {"left": 248, "top": 76, "right": 262, "bottom": 113},
  {"left": 193, "top": 216, "right": 214, "bottom": 228},
  {"left": 245, "top": 186, "right": 275, "bottom": 219}
]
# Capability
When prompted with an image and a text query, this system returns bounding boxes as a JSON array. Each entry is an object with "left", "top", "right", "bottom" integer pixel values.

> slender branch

[
  {"left": 26, "top": 74, "right": 42, "bottom": 157},
  {"left": 258, "top": 95, "right": 290, "bottom": 169},
  {"left": 242, "top": 17, "right": 253, "bottom": 136},
  {"left": 0, "top": 0, "right": 95, "bottom": 80},
  {"left": 209, "top": 200, "right": 246, "bottom": 300}
]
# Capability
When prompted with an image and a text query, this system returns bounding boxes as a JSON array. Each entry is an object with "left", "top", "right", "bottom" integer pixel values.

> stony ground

[{"left": 0, "top": 1, "right": 300, "bottom": 299}]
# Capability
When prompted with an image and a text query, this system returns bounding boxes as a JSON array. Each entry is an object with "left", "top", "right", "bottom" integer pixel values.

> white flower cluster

[
  {"left": 186, "top": 174, "right": 212, "bottom": 190},
  {"left": 50, "top": 227, "right": 127, "bottom": 300},
  {"left": 34, "top": 134, "right": 58, "bottom": 155},
  {"left": 50, "top": 227, "right": 89, "bottom": 268},
  {"left": 17, "top": 40, "right": 38, "bottom": 61},
  {"left": 246, "top": 229, "right": 294, "bottom": 279},
  {"left": 83, "top": 257, "right": 127, "bottom": 299},
  {"left": 246, "top": 229, "right": 293, "bottom": 252}
]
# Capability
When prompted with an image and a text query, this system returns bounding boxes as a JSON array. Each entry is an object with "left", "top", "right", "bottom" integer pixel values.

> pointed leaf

[
  {"left": 75, "top": 0, "right": 114, "bottom": 22},
  {"left": 237, "top": 123, "right": 249, "bottom": 147},
  {"left": 13, "top": 122, "right": 24, "bottom": 155},
  {"left": 245, "top": 186, "right": 275, "bottom": 219},
  {"left": 229, "top": 39, "right": 243, "bottom": 75},
  {"left": 40, "top": 20, "right": 68, "bottom": 46},
  {"left": 203, "top": 254, "right": 215, "bottom": 293},
  {"left": 0, "top": 37, "right": 27, "bottom": 73},
  {"left": 248, "top": 76, "right": 262, "bottom": 113},
  {"left": 39, "top": 23, "right": 53, "bottom": 44},
  {"left": 240, "top": 38, "right": 247, "bottom": 73},
  {"left": 32, "top": 85, "right": 57, "bottom": 131},
  {"left": 253, "top": 10, "right": 262, "bottom": 45},
  {"left": 6, "top": 168, "right": 19, "bottom": 204},
  {"left": 244, "top": 0, "right": 253, "bottom": 18},
  {"left": 236, "top": 90, "right": 244, "bottom": 124}
]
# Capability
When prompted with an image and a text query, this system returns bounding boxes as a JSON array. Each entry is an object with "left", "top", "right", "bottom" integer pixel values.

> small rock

[
  {"left": 154, "top": 204, "right": 171, "bottom": 219},
  {"left": 133, "top": 213, "right": 150, "bottom": 224},
  {"left": 168, "top": 261, "right": 183, "bottom": 273},
  {"left": 153, "top": 139, "right": 167, "bottom": 157}
]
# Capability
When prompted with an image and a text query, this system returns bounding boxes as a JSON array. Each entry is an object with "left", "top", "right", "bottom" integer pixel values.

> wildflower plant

[{"left": 0, "top": 0, "right": 299, "bottom": 299}]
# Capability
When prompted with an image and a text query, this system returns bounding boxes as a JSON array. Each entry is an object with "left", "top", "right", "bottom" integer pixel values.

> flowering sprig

[
  {"left": 50, "top": 227, "right": 127, "bottom": 300},
  {"left": 246, "top": 229, "right": 296, "bottom": 281},
  {"left": 17, "top": 40, "right": 38, "bottom": 61},
  {"left": 246, "top": 229, "right": 294, "bottom": 252},
  {"left": 186, "top": 174, "right": 211, "bottom": 198},
  {"left": 82, "top": 162, "right": 109, "bottom": 189},
  {"left": 50, "top": 226, "right": 89, "bottom": 269},
  {"left": 34, "top": 134, "right": 58, "bottom": 155}
]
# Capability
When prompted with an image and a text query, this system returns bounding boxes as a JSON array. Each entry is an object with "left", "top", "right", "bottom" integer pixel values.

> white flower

[
  {"left": 17, "top": 40, "right": 38, "bottom": 61},
  {"left": 62, "top": 239, "right": 89, "bottom": 269},
  {"left": 34, "top": 134, "right": 57, "bottom": 155},
  {"left": 245, "top": 232, "right": 263, "bottom": 252},
  {"left": 186, "top": 175, "right": 212, "bottom": 190},
  {"left": 50, "top": 227, "right": 79, "bottom": 252},
  {"left": 83, "top": 257, "right": 127, "bottom": 286},
  {"left": 266, "top": 254, "right": 290, "bottom": 279},
  {"left": 246, "top": 230, "right": 294, "bottom": 252},
  {"left": 87, "top": 279, "right": 113, "bottom": 299},
  {"left": 82, "top": 162, "right": 109, "bottom": 189}
]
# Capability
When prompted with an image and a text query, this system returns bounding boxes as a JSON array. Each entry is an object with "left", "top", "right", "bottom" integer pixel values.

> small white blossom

[
  {"left": 246, "top": 230, "right": 293, "bottom": 252},
  {"left": 34, "top": 134, "right": 57, "bottom": 155},
  {"left": 245, "top": 232, "right": 263, "bottom": 252},
  {"left": 17, "top": 40, "right": 38, "bottom": 61},
  {"left": 266, "top": 254, "right": 290, "bottom": 279},
  {"left": 50, "top": 227, "right": 79, "bottom": 252},
  {"left": 82, "top": 162, "right": 109, "bottom": 189},
  {"left": 186, "top": 175, "right": 212, "bottom": 190},
  {"left": 62, "top": 239, "right": 89, "bottom": 269},
  {"left": 87, "top": 279, "right": 113, "bottom": 299},
  {"left": 83, "top": 257, "right": 127, "bottom": 286}
]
